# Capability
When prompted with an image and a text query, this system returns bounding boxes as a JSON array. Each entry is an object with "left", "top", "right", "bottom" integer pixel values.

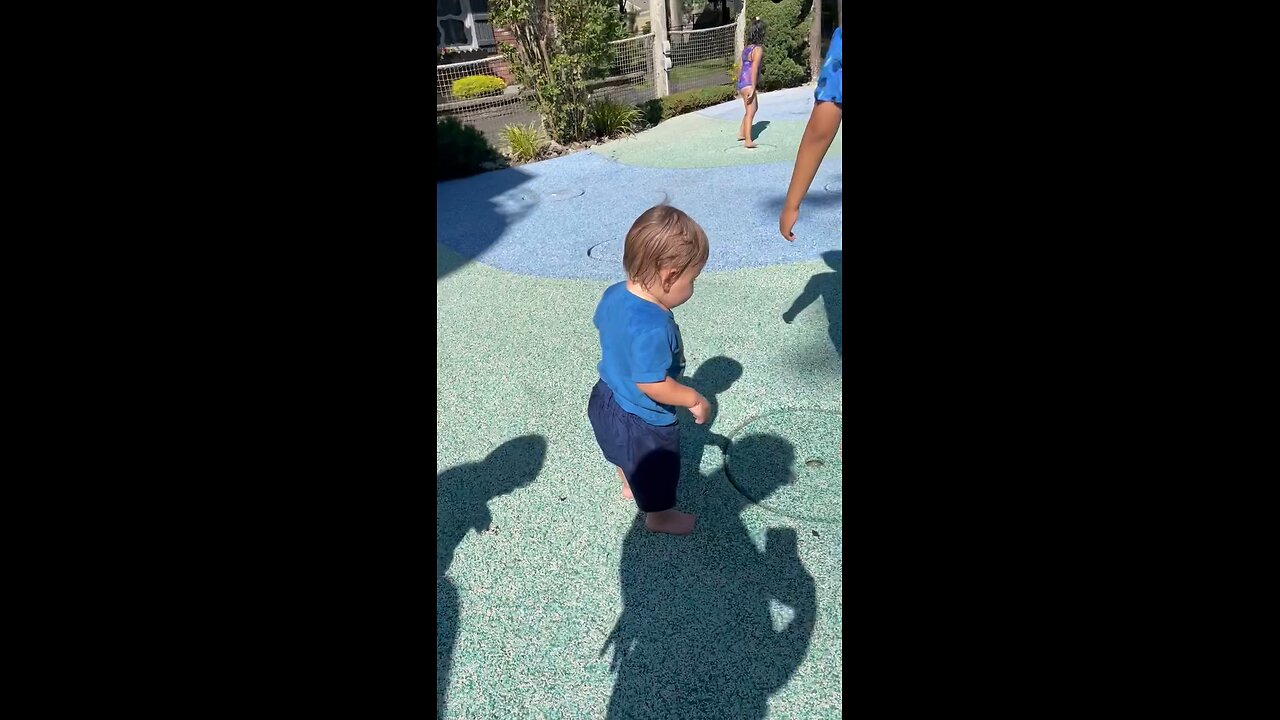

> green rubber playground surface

[
  {"left": 438, "top": 85, "right": 842, "bottom": 719},
  {"left": 594, "top": 112, "right": 843, "bottom": 169}
]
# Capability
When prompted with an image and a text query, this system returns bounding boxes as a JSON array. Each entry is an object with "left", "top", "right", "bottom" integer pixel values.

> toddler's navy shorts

[{"left": 587, "top": 379, "right": 680, "bottom": 512}]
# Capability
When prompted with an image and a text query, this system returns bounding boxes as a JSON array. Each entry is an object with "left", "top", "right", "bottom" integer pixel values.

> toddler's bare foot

[
  {"left": 744, "top": 142, "right": 756, "bottom": 149},
  {"left": 644, "top": 509, "right": 696, "bottom": 535},
  {"left": 617, "top": 468, "right": 633, "bottom": 500}
]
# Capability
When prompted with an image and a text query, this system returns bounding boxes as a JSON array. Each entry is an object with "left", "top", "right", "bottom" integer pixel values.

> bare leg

[
  {"left": 738, "top": 92, "right": 751, "bottom": 141},
  {"left": 644, "top": 508, "right": 697, "bottom": 535},
  {"left": 743, "top": 94, "right": 759, "bottom": 148},
  {"left": 617, "top": 467, "right": 633, "bottom": 500}
]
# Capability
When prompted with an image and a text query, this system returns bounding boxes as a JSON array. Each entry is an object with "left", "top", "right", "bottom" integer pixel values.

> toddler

[{"left": 588, "top": 205, "right": 710, "bottom": 536}]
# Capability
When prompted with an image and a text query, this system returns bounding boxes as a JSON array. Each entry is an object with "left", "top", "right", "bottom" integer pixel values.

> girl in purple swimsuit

[{"left": 737, "top": 18, "right": 766, "bottom": 148}]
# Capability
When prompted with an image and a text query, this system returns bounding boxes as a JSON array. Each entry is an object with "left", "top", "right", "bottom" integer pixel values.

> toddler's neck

[{"left": 626, "top": 280, "right": 668, "bottom": 311}]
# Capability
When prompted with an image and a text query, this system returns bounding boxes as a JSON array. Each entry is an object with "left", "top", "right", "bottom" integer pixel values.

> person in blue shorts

[
  {"left": 780, "top": 25, "right": 842, "bottom": 241},
  {"left": 587, "top": 204, "right": 711, "bottom": 536}
]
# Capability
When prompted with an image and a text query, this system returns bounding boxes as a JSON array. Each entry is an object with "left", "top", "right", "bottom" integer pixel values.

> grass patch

[{"left": 669, "top": 58, "right": 734, "bottom": 86}]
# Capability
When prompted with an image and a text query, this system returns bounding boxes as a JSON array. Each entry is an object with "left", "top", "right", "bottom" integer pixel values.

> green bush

[
  {"left": 437, "top": 116, "right": 503, "bottom": 180},
  {"left": 589, "top": 100, "right": 642, "bottom": 138},
  {"left": 451, "top": 75, "right": 507, "bottom": 99},
  {"left": 746, "top": 0, "right": 813, "bottom": 90},
  {"left": 639, "top": 99, "right": 663, "bottom": 127},
  {"left": 502, "top": 122, "right": 546, "bottom": 162},
  {"left": 654, "top": 86, "right": 737, "bottom": 120}
]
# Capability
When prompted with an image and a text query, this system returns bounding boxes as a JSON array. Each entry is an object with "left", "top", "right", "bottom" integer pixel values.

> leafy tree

[
  {"left": 491, "top": 0, "right": 626, "bottom": 142},
  {"left": 744, "top": 0, "right": 813, "bottom": 90}
]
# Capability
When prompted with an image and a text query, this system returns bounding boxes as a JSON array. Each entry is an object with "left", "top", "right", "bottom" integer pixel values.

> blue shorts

[{"left": 588, "top": 379, "right": 680, "bottom": 512}]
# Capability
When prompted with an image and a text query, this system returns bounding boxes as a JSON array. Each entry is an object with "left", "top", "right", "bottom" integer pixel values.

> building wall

[{"left": 489, "top": 28, "right": 517, "bottom": 84}]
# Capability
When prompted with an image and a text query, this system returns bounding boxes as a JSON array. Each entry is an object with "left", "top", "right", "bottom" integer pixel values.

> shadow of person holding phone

[
  {"left": 602, "top": 434, "right": 816, "bottom": 719},
  {"left": 437, "top": 435, "right": 547, "bottom": 718}
]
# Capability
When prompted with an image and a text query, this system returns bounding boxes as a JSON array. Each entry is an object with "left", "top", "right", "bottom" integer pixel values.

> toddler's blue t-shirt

[{"left": 594, "top": 282, "right": 686, "bottom": 426}]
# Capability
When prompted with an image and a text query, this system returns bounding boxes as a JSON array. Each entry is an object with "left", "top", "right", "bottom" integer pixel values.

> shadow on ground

[
  {"left": 602, "top": 434, "right": 816, "bottom": 720},
  {"left": 680, "top": 356, "right": 742, "bottom": 495},
  {"left": 783, "top": 250, "right": 841, "bottom": 359},
  {"left": 437, "top": 165, "right": 538, "bottom": 282},
  {"left": 437, "top": 435, "right": 547, "bottom": 717},
  {"left": 749, "top": 120, "right": 771, "bottom": 141},
  {"left": 758, "top": 187, "right": 843, "bottom": 217}
]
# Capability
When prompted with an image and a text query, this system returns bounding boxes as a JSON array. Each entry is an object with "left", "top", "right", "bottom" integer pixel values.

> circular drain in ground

[
  {"left": 723, "top": 143, "right": 778, "bottom": 154},
  {"left": 725, "top": 410, "right": 842, "bottom": 522},
  {"left": 824, "top": 180, "right": 842, "bottom": 193},
  {"left": 546, "top": 188, "right": 585, "bottom": 201},
  {"left": 587, "top": 239, "right": 622, "bottom": 261}
]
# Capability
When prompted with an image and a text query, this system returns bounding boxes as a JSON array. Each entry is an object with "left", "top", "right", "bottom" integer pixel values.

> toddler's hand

[
  {"left": 780, "top": 205, "right": 798, "bottom": 241},
  {"left": 690, "top": 394, "right": 711, "bottom": 425}
]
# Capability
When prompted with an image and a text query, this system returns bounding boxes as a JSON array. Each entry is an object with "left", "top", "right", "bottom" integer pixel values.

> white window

[{"left": 437, "top": 0, "right": 492, "bottom": 51}]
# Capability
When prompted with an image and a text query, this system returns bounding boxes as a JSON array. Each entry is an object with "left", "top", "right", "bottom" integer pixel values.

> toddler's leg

[
  {"left": 645, "top": 508, "right": 697, "bottom": 535},
  {"left": 617, "top": 467, "right": 633, "bottom": 500},
  {"left": 627, "top": 427, "right": 694, "bottom": 534}
]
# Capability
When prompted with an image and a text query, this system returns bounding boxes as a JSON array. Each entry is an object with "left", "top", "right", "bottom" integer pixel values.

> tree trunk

[{"left": 809, "top": 2, "right": 821, "bottom": 81}]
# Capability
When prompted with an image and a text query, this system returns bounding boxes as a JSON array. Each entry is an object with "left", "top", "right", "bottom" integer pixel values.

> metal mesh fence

[
  {"left": 667, "top": 23, "right": 736, "bottom": 95},
  {"left": 436, "top": 56, "right": 539, "bottom": 143},
  {"left": 589, "top": 34, "right": 657, "bottom": 106},
  {"left": 435, "top": 23, "right": 731, "bottom": 144}
]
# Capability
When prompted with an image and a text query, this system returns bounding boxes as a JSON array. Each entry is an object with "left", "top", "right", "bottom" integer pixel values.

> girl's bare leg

[
  {"left": 738, "top": 92, "right": 751, "bottom": 141},
  {"left": 744, "top": 93, "right": 759, "bottom": 148}
]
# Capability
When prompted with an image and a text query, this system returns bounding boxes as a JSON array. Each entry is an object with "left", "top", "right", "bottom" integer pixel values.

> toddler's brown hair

[{"left": 623, "top": 204, "right": 709, "bottom": 292}]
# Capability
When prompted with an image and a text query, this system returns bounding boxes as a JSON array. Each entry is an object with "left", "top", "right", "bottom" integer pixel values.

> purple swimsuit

[{"left": 737, "top": 45, "right": 761, "bottom": 91}]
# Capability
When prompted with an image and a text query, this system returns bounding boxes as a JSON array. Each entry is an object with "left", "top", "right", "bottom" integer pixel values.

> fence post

[
  {"left": 650, "top": 0, "right": 670, "bottom": 98},
  {"left": 735, "top": 6, "right": 746, "bottom": 60}
]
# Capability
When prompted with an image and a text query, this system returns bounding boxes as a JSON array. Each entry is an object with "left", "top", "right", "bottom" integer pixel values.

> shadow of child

[{"left": 782, "top": 250, "right": 842, "bottom": 359}]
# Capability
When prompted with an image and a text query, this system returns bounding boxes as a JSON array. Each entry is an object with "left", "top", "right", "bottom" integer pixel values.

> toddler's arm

[
  {"left": 779, "top": 102, "right": 842, "bottom": 241},
  {"left": 636, "top": 377, "right": 711, "bottom": 424}
]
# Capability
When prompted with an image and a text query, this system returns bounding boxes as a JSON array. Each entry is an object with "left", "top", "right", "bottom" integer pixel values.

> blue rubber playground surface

[{"left": 438, "top": 85, "right": 842, "bottom": 719}]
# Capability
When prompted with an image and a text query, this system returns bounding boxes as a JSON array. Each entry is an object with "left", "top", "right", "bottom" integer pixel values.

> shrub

[
  {"left": 589, "top": 100, "right": 642, "bottom": 138},
  {"left": 745, "top": 0, "right": 813, "bottom": 90},
  {"left": 639, "top": 99, "right": 663, "bottom": 128},
  {"left": 502, "top": 122, "right": 546, "bottom": 162},
  {"left": 438, "top": 116, "right": 503, "bottom": 180},
  {"left": 451, "top": 75, "right": 507, "bottom": 99},
  {"left": 657, "top": 86, "right": 737, "bottom": 120}
]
